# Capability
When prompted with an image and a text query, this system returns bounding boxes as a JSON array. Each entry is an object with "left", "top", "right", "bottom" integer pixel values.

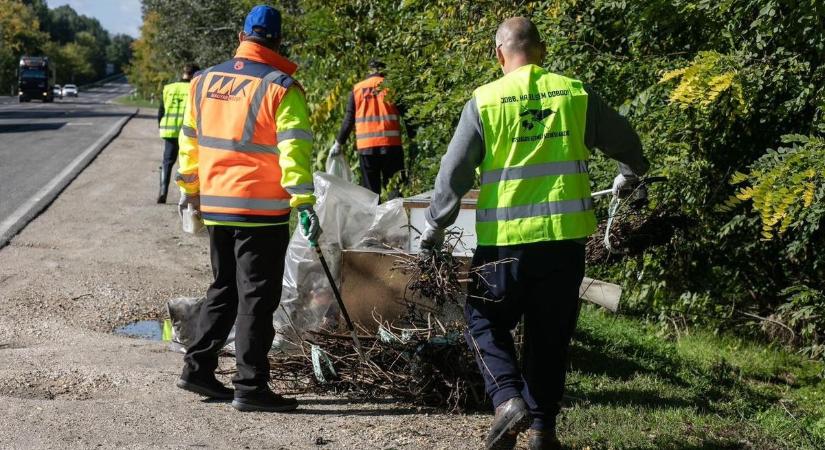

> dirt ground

[{"left": 0, "top": 110, "right": 495, "bottom": 449}]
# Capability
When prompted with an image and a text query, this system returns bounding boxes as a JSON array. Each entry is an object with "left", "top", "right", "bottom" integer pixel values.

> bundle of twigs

[
  {"left": 265, "top": 315, "right": 487, "bottom": 412},
  {"left": 586, "top": 203, "right": 692, "bottom": 263}
]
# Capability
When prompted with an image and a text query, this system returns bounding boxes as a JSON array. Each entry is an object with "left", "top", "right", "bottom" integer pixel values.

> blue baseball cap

[{"left": 244, "top": 5, "right": 281, "bottom": 40}]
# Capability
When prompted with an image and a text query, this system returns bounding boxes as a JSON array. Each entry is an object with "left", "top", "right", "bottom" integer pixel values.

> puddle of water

[{"left": 114, "top": 320, "right": 172, "bottom": 341}]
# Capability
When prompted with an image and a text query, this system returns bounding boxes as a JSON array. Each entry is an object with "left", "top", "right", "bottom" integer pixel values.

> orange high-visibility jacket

[
  {"left": 353, "top": 75, "right": 402, "bottom": 150},
  {"left": 176, "top": 41, "right": 315, "bottom": 226}
]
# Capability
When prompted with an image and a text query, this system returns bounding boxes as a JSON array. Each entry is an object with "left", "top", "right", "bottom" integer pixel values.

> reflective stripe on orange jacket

[
  {"left": 353, "top": 75, "right": 402, "bottom": 150},
  {"left": 176, "top": 41, "right": 315, "bottom": 226}
]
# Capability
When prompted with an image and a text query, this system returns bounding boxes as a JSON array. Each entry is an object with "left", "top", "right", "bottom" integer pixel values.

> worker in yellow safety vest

[
  {"left": 174, "top": 5, "right": 321, "bottom": 413},
  {"left": 157, "top": 63, "right": 199, "bottom": 203},
  {"left": 420, "top": 17, "right": 650, "bottom": 450}
]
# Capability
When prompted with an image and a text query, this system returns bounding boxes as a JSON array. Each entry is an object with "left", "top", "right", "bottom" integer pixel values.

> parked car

[
  {"left": 62, "top": 84, "right": 78, "bottom": 97},
  {"left": 53, "top": 84, "right": 62, "bottom": 99}
]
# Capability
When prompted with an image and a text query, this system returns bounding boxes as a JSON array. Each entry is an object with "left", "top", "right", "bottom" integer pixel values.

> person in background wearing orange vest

[
  {"left": 174, "top": 5, "right": 320, "bottom": 413},
  {"left": 329, "top": 60, "right": 415, "bottom": 199},
  {"left": 156, "top": 63, "right": 199, "bottom": 203}
]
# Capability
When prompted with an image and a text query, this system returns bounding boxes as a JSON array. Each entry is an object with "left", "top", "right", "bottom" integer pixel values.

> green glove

[{"left": 299, "top": 205, "right": 322, "bottom": 247}]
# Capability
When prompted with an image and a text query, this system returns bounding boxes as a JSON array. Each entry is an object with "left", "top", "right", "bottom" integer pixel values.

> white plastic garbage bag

[
  {"left": 273, "top": 172, "right": 410, "bottom": 351},
  {"left": 168, "top": 172, "right": 411, "bottom": 354},
  {"left": 325, "top": 151, "right": 354, "bottom": 182}
]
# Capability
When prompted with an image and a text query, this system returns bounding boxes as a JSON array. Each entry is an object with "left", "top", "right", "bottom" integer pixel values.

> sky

[{"left": 49, "top": 0, "right": 142, "bottom": 38}]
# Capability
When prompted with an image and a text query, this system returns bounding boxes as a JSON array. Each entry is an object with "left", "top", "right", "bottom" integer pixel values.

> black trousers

[
  {"left": 465, "top": 240, "right": 585, "bottom": 431},
  {"left": 182, "top": 224, "right": 289, "bottom": 396},
  {"left": 358, "top": 147, "right": 405, "bottom": 198},
  {"left": 160, "top": 137, "right": 179, "bottom": 193}
]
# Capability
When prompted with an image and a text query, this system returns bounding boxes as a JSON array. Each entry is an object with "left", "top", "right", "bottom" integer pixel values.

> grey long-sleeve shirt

[{"left": 425, "top": 85, "right": 650, "bottom": 229}]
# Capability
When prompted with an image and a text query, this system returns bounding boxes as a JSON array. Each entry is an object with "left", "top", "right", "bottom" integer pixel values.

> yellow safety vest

[
  {"left": 474, "top": 64, "right": 596, "bottom": 246},
  {"left": 159, "top": 81, "right": 189, "bottom": 138}
]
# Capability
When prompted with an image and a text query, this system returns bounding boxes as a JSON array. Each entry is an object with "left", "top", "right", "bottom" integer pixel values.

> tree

[{"left": 106, "top": 34, "right": 134, "bottom": 73}]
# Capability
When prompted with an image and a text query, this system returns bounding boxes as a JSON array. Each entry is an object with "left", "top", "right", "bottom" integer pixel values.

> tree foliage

[{"left": 131, "top": 0, "right": 825, "bottom": 357}]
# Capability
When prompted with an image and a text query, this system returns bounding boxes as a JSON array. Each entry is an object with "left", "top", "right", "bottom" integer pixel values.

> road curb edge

[{"left": 0, "top": 108, "right": 139, "bottom": 249}]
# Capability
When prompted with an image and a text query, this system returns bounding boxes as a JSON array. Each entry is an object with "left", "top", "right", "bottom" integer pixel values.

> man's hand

[
  {"left": 298, "top": 205, "right": 322, "bottom": 245},
  {"left": 177, "top": 193, "right": 200, "bottom": 219},
  {"left": 612, "top": 174, "right": 640, "bottom": 199},
  {"left": 329, "top": 141, "right": 342, "bottom": 157},
  {"left": 419, "top": 222, "right": 445, "bottom": 258}
]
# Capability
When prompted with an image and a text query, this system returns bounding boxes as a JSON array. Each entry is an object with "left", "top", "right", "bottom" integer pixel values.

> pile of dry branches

[
  {"left": 267, "top": 317, "right": 487, "bottom": 412},
  {"left": 261, "top": 233, "right": 490, "bottom": 412}
]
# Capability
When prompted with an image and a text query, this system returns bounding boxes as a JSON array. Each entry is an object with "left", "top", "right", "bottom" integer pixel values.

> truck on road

[{"left": 18, "top": 56, "right": 56, "bottom": 103}]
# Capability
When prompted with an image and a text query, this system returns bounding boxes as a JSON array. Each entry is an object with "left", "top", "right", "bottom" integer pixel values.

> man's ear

[
  {"left": 495, "top": 47, "right": 506, "bottom": 71},
  {"left": 238, "top": 31, "right": 246, "bottom": 44}
]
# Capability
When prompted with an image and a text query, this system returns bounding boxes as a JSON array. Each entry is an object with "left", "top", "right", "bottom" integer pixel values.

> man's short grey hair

[{"left": 495, "top": 17, "right": 543, "bottom": 55}]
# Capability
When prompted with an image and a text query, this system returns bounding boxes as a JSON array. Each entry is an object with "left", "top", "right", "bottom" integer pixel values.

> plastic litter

[
  {"left": 181, "top": 203, "right": 204, "bottom": 234},
  {"left": 310, "top": 344, "right": 338, "bottom": 384},
  {"left": 325, "top": 151, "right": 354, "bottom": 183},
  {"left": 166, "top": 296, "right": 234, "bottom": 354}
]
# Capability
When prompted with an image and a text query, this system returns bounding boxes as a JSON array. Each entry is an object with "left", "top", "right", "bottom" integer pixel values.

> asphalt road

[{"left": 0, "top": 78, "right": 137, "bottom": 224}]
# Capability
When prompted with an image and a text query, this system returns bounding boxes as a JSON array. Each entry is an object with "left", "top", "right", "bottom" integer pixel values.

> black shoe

[
  {"left": 157, "top": 164, "right": 170, "bottom": 204},
  {"left": 527, "top": 429, "right": 561, "bottom": 450},
  {"left": 232, "top": 390, "right": 299, "bottom": 413},
  {"left": 485, "top": 397, "right": 530, "bottom": 450},
  {"left": 176, "top": 377, "right": 233, "bottom": 400}
]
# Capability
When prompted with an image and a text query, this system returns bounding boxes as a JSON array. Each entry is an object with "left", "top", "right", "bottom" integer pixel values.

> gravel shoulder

[{"left": 0, "top": 110, "right": 491, "bottom": 449}]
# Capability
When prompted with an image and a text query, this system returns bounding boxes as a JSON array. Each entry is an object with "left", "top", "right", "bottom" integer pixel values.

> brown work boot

[
  {"left": 485, "top": 397, "right": 530, "bottom": 450},
  {"left": 527, "top": 429, "right": 561, "bottom": 450}
]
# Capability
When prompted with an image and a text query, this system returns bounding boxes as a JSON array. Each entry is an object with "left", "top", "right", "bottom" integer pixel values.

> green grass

[
  {"left": 559, "top": 306, "right": 825, "bottom": 449},
  {"left": 113, "top": 93, "right": 158, "bottom": 109}
]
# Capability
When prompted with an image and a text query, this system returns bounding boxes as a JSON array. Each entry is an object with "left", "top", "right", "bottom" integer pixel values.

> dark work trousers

[
  {"left": 181, "top": 224, "right": 289, "bottom": 397},
  {"left": 465, "top": 239, "right": 585, "bottom": 431},
  {"left": 358, "top": 146, "right": 405, "bottom": 198},
  {"left": 160, "top": 137, "right": 179, "bottom": 194}
]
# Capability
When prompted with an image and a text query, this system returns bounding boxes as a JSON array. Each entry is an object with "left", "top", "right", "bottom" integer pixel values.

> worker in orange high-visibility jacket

[
  {"left": 329, "top": 60, "right": 415, "bottom": 199},
  {"left": 174, "top": 5, "right": 321, "bottom": 413}
]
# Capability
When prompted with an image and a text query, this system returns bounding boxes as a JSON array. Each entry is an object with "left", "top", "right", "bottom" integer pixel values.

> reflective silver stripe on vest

[
  {"left": 159, "top": 126, "right": 181, "bottom": 130},
  {"left": 476, "top": 198, "right": 594, "bottom": 223},
  {"left": 284, "top": 182, "right": 315, "bottom": 195},
  {"left": 242, "top": 69, "right": 286, "bottom": 143},
  {"left": 181, "top": 125, "right": 197, "bottom": 138},
  {"left": 355, "top": 114, "right": 399, "bottom": 123},
  {"left": 480, "top": 160, "right": 588, "bottom": 185},
  {"left": 194, "top": 68, "right": 213, "bottom": 135},
  {"left": 175, "top": 172, "right": 198, "bottom": 183},
  {"left": 201, "top": 195, "right": 291, "bottom": 211},
  {"left": 355, "top": 130, "right": 401, "bottom": 139},
  {"left": 163, "top": 113, "right": 184, "bottom": 119},
  {"left": 277, "top": 129, "right": 313, "bottom": 142},
  {"left": 199, "top": 136, "right": 279, "bottom": 154}
]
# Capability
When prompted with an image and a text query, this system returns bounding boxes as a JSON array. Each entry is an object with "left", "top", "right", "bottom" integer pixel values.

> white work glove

[
  {"left": 177, "top": 193, "right": 200, "bottom": 219},
  {"left": 612, "top": 174, "right": 640, "bottom": 199},
  {"left": 329, "top": 141, "right": 342, "bottom": 157},
  {"left": 298, "top": 205, "right": 323, "bottom": 244},
  {"left": 419, "top": 222, "right": 445, "bottom": 258}
]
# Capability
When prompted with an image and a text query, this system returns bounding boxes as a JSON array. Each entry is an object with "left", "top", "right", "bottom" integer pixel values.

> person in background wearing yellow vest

[
  {"left": 420, "top": 18, "right": 649, "bottom": 450},
  {"left": 329, "top": 59, "right": 415, "bottom": 199},
  {"left": 157, "top": 63, "right": 199, "bottom": 203},
  {"left": 174, "top": 5, "right": 320, "bottom": 413}
]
